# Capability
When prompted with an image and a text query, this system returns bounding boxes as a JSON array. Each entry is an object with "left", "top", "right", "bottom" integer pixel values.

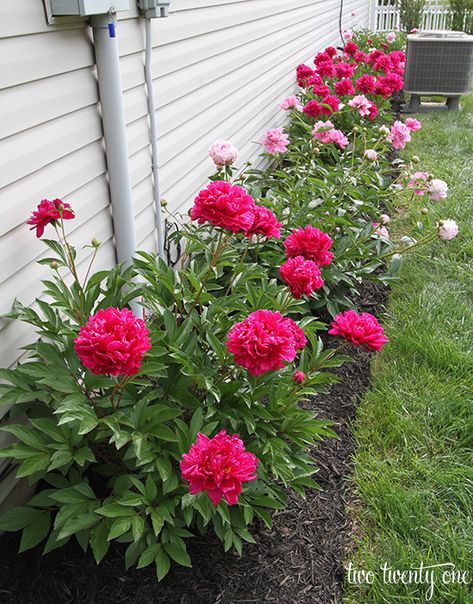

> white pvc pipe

[
  {"left": 90, "top": 14, "right": 137, "bottom": 267},
  {"left": 144, "top": 18, "right": 166, "bottom": 260}
]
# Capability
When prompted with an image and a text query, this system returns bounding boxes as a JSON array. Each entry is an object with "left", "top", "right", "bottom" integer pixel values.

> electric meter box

[
  {"left": 138, "top": 0, "right": 170, "bottom": 18},
  {"left": 48, "top": 0, "right": 130, "bottom": 16}
]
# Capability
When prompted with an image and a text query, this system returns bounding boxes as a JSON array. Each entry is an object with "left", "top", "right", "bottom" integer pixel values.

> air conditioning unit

[{"left": 404, "top": 31, "right": 473, "bottom": 111}]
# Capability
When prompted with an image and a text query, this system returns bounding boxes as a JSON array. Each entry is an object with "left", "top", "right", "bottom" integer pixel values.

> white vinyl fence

[{"left": 371, "top": 1, "right": 452, "bottom": 32}]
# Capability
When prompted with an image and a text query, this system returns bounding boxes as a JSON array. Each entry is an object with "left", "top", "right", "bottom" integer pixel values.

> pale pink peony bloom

[
  {"left": 344, "top": 30, "right": 353, "bottom": 41},
  {"left": 411, "top": 27, "right": 420, "bottom": 33},
  {"left": 180, "top": 431, "right": 258, "bottom": 506},
  {"left": 312, "top": 120, "right": 349, "bottom": 149},
  {"left": 208, "top": 139, "right": 239, "bottom": 167},
  {"left": 364, "top": 149, "right": 378, "bottom": 161},
  {"left": 262, "top": 127, "right": 290, "bottom": 154},
  {"left": 408, "top": 171, "right": 429, "bottom": 195},
  {"left": 405, "top": 117, "right": 422, "bottom": 132},
  {"left": 348, "top": 94, "right": 372, "bottom": 117},
  {"left": 388, "top": 121, "right": 411, "bottom": 150},
  {"left": 380, "top": 214, "right": 390, "bottom": 224},
  {"left": 387, "top": 32, "right": 396, "bottom": 43},
  {"left": 438, "top": 219, "right": 459, "bottom": 241},
  {"left": 373, "top": 222, "right": 390, "bottom": 238},
  {"left": 428, "top": 179, "right": 448, "bottom": 202},
  {"left": 279, "top": 95, "right": 303, "bottom": 111}
]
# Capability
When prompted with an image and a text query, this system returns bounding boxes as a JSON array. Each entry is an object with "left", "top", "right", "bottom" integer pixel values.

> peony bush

[{"left": 0, "top": 29, "right": 459, "bottom": 581}]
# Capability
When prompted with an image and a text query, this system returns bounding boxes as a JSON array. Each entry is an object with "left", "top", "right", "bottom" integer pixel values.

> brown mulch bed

[{"left": 0, "top": 282, "right": 389, "bottom": 604}]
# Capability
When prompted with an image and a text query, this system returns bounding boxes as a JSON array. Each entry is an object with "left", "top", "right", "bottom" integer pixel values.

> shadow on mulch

[{"left": 0, "top": 282, "right": 389, "bottom": 604}]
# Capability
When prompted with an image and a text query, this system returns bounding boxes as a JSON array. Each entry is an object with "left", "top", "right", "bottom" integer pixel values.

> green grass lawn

[{"left": 344, "top": 95, "right": 473, "bottom": 603}]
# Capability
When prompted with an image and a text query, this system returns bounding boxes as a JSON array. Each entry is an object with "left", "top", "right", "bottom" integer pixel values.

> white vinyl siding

[{"left": 0, "top": 0, "right": 369, "bottom": 503}]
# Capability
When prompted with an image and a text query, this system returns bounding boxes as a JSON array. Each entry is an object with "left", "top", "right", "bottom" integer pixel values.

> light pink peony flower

[
  {"left": 373, "top": 222, "right": 390, "bottom": 238},
  {"left": 348, "top": 94, "right": 372, "bottom": 117},
  {"left": 386, "top": 32, "right": 396, "bottom": 43},
  {"left": 379, "top": 214, "right": 390, "bottom": 224},
  {"left": 329, "top": 310, "right": 389, "bottom": 351},
  {"left": 279, "top": 95, "right": 303, "bottom": 111},
  {"left": 74, "top": 308, "right": 151, "bottom": 376},
  {"left": 27, "top": 198, "right": 75, "bottom": 238},
  {"left": 364, "top": 149, "right": 378, "bottom": 161},
  {"left": 428, "top": 179, "right": 448, "bottom": 202},
  {"left": 408, "top": 171, "right": 429, "bottom": 195},
  {"left": 344, "top": 30, "right": 353, "bottom": 41},
  {"left": 411, "top": 28, "right": 419, "bottom": 33},
  {"left": 438, "top": 219, "right": 459, "bottom": 241},
  {"left": 191, "top": 180, "right": 256, "bottom": 233},
  {"left": 388, "top": 121, "right": 411, "bottom": 150},
  {"left": 405, "top": 117, "right": 422, "bottom": 132},
  {"left": 284, "top": 225, "right": 334, "bottom": 266},
  {"left": 180, "top": 431, "right": 258, "bottom": 506},
  {"left": 208, "top": 139, "right": 239, "bottom": 167},
  {"left": 312, "top": 121, "right": 349, "bottom": 149},
  {"left": 279, "top": 256, "right": 324, "bottom": 299},
  {"left": 262, "top": 127, "right": 290, "bottom": 154},
  {"left": 226, "top": 310, "right": 306, "bottom": 376}
]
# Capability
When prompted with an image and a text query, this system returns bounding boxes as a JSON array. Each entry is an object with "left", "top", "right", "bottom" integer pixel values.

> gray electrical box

[
  {"left": 138, "top": 0, "right": 170, "bottom": 18},
  {"left": 48, "top": 0, "right": 130, "bottom": 16}
]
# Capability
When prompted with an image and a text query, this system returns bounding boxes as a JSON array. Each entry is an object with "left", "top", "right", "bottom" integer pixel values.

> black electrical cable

[{"left": 338, "top": 0, "right": 345, "bottom": 45}]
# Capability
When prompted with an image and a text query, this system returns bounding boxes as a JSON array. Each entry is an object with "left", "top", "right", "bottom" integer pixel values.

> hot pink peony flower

[
  {"left": 313, "top": 82, "right": 332, "bottom": 97},
  {"left": 428, "top": 179, "right": 448, "bottom": 202},
  {"left": 364, "top": 149, "right": 378, "bottom": 161},
  {"left": 348, "top": 94, "right": 372, "bottom": 117},
  {"left": 208, "top": 139, "right": 239, "bottom": 167},
  {"left": 191, "top": 180, "right": 256, "bottom": 233},
  {"left": 335, "top": 78, "right": 355, "bottom": 96},
  {"left": 226, "top": 310, "right": 306, "bottom": 376},
  {"left": 408, "top": 171, "right": 429, "bottom": 195},
  {"left": 344, "top": 42, "right": 359, "bottom": 56},
  {"left": 438, "top": 219, "right": 459, "bottom": 241},
  {"left": 373, "top": 222, "right": 390, "bottom": 238},
  {"left": 27, "top": 198, "right": 75, "bottom": 238},
  {"left": 317, "top": 61, "right": 336, "bottom": 78},
  {"left": 279, "top": 256, "right": 324, "bottom": 299},
  {"left": 296, "top": 64, "right": 315, "bottom": 87},
  {"left": 312, "top": 121, "right": 349, "bottom": 149},
  {"left": 320, "top": 94, "right": 341, "bottom": 115},
  {"left": 284, "top": 225, "right": 334, "bottom": 266},
  {"left": 388, "top": 120, "right": 411, "bottom": 150},
  {"left": 303, "top": 99, "right": 323, "bottom": 118},
  {"left": 355, "top": 74, "right": 376, "bottom": 94},
  {"left": 367, "top": 101, "right": 379, "bottom": 121},
  {"left": 262, "top": 127, "right": 289, "bottom": 154},
  {"left": 329, "top": 310, "right": 388, "bottom": 351},
  {"left": 279, "top": 95, "right": 303, "bottom": 111},
  {"left": 74, "top": 307, "right": 151, "bottom": 376},
  {"left": 325, "top": 46, "right": 338, "bottom": 57},
  {"left": 335, "top": 62, "right": 355, "bottom": 79},
  {"left": 245, "top": 205, "right": 282, "bottom": 239},
  {"left": 293, "top": 370, "right": 305, "bottom": 383},
  {"left": 180, "top": 431, "right": 258, "bottom": 506},
  {"left": 405, "top": 117, "right": 421, "bottom": 132}
]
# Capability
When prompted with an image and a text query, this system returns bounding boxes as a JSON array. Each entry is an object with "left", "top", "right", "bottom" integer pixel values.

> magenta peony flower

[
  {"left": 334, "top": 62, "right": 355, "bottom": 79},
  {"left": 335, "top": 78, "right": 355, "bottom": 96},
  {"left": 367, "top": 101, "right": 379, "bottom": 121},
  {"left": 312, "top": 121, "right": 349, "bottom": 149},
  {"left": 320, "top": 94, "right": 341, "bottom": 115},
  {"left": 428, "top": 179, "right": 448, "bottom": 202},
  {"left": 279, "top": 95, "right": 303, "bottom": 111},
  {"left": 303, "top": 99, "right": 323, "bottom": 119},
  {"left": 245, "top": 205, "right": 282, "bottom": 239},
  {"left": 280, "top": 256, "right": 324, "bottom": 299},
  {"left": 313, "top": 82, "right": 332, "bottom": 97},
  {"left": 355, "top": 74, "right": 376, "bottom": 94},
  {"left": 344, "top": 41, "right": 359, "bottom": 56},
  {"left": 208, "top": 139, "right": 239, "bottom": 167},
  {"left": 329, "top": 310, "right": 389, "bottom": 351},
  {"left": 388, "top": 120, "right": 411, "bottom": 150},
  {"left": 364, "top": 149, "right": 378, "bottom": 161},
  {"left": 180, "top": 431, "right": 258, "bottom": 506},
  {"left": 348, "top": 94, "right": 372, "bottom": 117},
  {"left": 226, "top": 310, "right": 306, "bottom": 376},
  {"left": 262, "top": 127, "right": 289, "bottom": 155},
  {"left": 27, "top": 198, "right": 75, "bottom": 238},
  {"left": 296, "top": 64, "right": 315, "bottom": 87},
  {"left": 408, "top": 171, "right": 429, "bottom": 195},
  {"left": 74, "top": 307, "right": 151, "bottom": 376},
  {"left": 405, "top": 118, "right": 422, "bottom": 132},
  {"left": 190, "top": 180, "right": 256, "bottom": 233},
  {"left": 293, "top": 370, "right": 305, "bottom": 383},
  {"left": 284, "top": 225, "right": 334, "bottom": 266},
  {"left": 438, "top": 219, "right": 459, "bottom": 241}
]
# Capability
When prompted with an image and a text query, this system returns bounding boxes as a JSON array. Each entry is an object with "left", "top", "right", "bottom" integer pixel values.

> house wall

[{"left": 0, "top": 0, "right": 369, "bottom": 506}]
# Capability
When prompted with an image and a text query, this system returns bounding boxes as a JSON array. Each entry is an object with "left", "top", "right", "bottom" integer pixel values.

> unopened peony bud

[
  {"left": 160, "top": 199, "right": 168, "bottom": 207},
  {"left": 379, "top": 125, "right": 390, "bottom": 135},
  {"left": 353, "top": 126, "right": 360, "bottom": 133},
  {"left": 364, "top": 149, "right": 378, "bottom": 161},
  {"left": 50, "top": 261, "right": 59, "bottom": 270},
  {"left": 438, "top": 219, "right": 459, "bottom": 241},
  {"left": 91, "top": 238, "right": 101, "bottom": 248},
  {"left": 380, "top": 214, "right": 390, "bottom": 224},
  {"left": 313, "top": 147, "right": 320, "bottom": 156},
  {"left": 293, "top": 370, "right": 305, "bottom": 383},
  {"left": 57, "top": 203, "right": 64, "bottom": 212},
  {"left": 208, "top": 139, "right": 239, "bottom": 167},
  {"left": 421, "top": 207, "right": 429, "bottom": 215},
  {"left": 411, "top": 155, "right": 420, "bottom": 164}
]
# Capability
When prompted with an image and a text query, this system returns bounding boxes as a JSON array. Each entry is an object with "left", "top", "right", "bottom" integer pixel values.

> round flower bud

[
  {"left": 160, "top": 199, "right": 168, "bottom": 207},
  {"left": 412, "top": 155, "right": 420, "bottom": 164},
  {"left": 91, "top": 238, "right": 101, "bottom": 248},
  {"left": 50, "top": 261, "right": 59, "bottom": 270},
  {"left": 421, "top": 207, "right": 429, "bottom": 215},
  {"left": 293, "top": 370, "right": 305, "bottom": 383}
]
